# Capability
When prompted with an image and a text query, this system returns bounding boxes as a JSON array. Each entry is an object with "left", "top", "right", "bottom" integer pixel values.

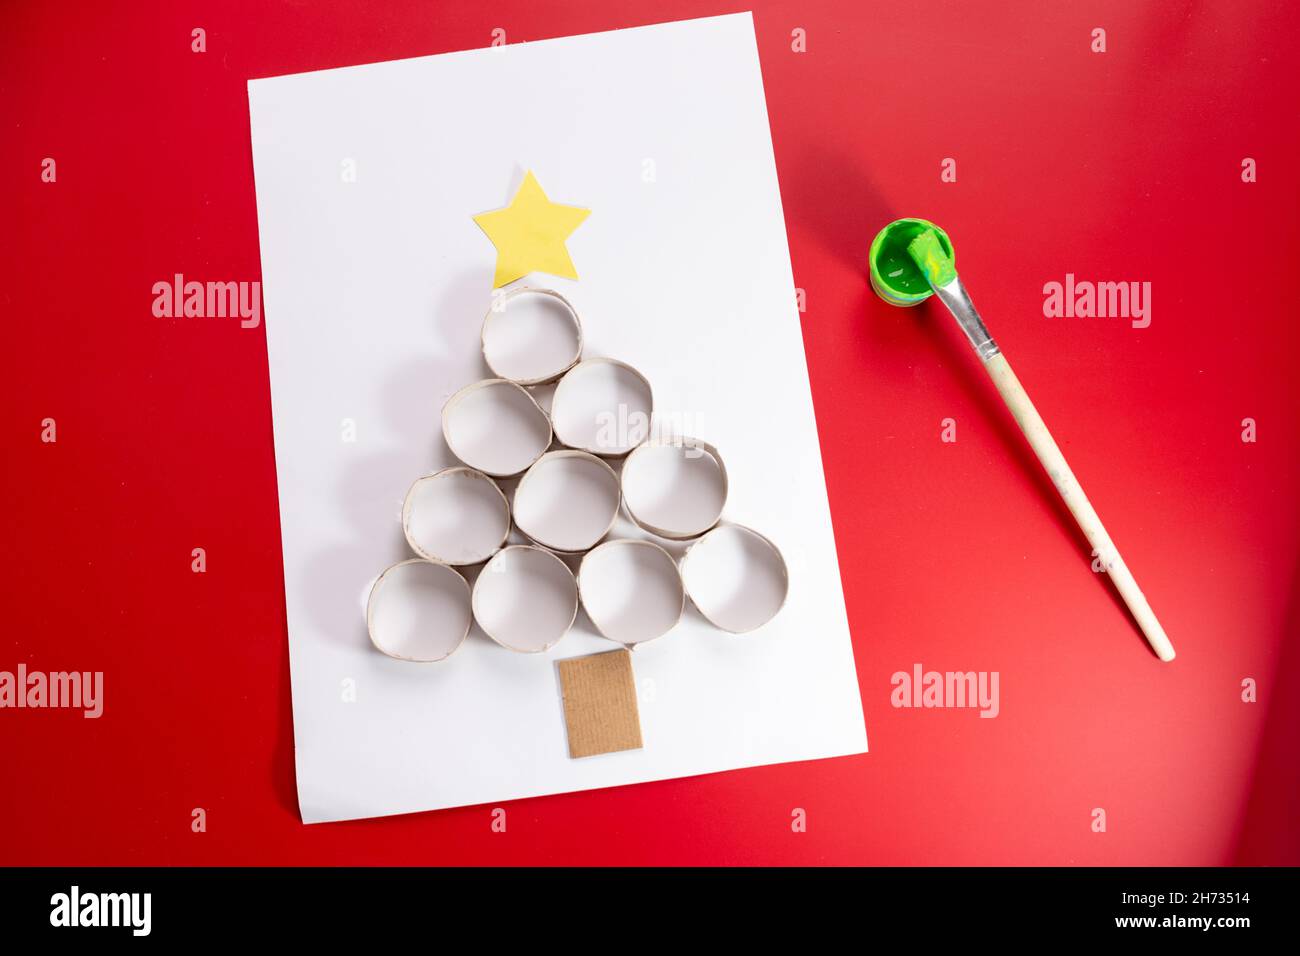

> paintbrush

[{"left": 870, "top": 218, "right": 1176, "bottom": 662}]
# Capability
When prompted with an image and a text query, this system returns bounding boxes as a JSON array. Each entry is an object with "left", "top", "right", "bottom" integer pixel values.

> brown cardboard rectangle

[{"left": 557, "top": 649, "right": 643, "bottom": 758}]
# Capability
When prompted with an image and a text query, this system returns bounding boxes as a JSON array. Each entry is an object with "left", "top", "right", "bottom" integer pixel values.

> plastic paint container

[{"left": 868, "top": 217, "right": 955, "bottom": 306}]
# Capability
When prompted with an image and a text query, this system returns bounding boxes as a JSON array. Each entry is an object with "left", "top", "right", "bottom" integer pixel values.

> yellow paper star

[{"left": 473, "top": 172, "right": 591, "bottom": 288}]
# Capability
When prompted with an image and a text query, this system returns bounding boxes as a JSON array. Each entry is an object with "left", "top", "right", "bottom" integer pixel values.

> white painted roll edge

[{"left": 982, "top": 352, "right": 1176, "bottom": 662}]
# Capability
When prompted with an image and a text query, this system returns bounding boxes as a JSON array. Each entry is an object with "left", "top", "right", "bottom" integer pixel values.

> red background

[{"left": 3, "top": 1, "right": 1298, "bottom": 865}]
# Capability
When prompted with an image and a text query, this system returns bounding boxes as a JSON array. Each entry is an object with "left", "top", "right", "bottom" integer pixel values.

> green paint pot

[{"left": 868, "top": 218, "right": 955, "bottom": 307}]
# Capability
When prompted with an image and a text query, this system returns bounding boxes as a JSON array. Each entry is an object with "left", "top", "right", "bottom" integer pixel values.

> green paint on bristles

[{"left": 907, "top": 228, "right": 957, "bottom": 288}]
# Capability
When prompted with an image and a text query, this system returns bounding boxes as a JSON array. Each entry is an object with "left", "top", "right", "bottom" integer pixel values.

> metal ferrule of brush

[{"left": 934, "top": 277, "right": 1000, "bottom": 361}]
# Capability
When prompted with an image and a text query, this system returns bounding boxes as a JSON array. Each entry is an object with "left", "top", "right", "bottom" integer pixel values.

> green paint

[
  {"left": 907, "top": 229, "right": 956, "bottom": 287},
  {"left": 868, "top": 218, "right": 956, "bottom": 306}
]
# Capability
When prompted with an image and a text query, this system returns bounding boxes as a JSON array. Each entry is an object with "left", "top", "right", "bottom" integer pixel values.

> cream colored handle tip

[{"left": 982, "top": 353, "right": 1176, "bottom": 663}]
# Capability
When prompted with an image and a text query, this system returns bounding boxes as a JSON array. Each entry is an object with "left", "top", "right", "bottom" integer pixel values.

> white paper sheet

[{"left": 248, "top": 12, "right": 867, "bottom": 824}]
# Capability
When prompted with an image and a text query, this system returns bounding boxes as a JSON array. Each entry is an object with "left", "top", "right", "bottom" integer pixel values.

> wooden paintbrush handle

[{"left": 982, "top": 352, "right": 1176, "bottom": 661}]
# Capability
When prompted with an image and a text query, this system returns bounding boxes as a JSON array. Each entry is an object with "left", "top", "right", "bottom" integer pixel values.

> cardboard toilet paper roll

[
  {"left": 366, "top": 558, "right": 473, "bottom": 662},
  {"left": 472, "top": 544, "right": 579, "bottom": 653},
  {"left": 550, "top": 357, "right": 653, "bottom": 457},
  {"left": 578, "top": 539, "right": 685, "bottom": 646},
  {"left": 402, "top": 467, "right": 511, "bottom": 566},
  {"left": 679, "top": 524, "right": 789, "bottom": 633},
  {"left": 620, "top": 437, "right": 728, "bottom": 540},
  {"left": 513, "top": 450, "right": 621, "bottom": 553},
  {"left": 442, "top": 378, "right": 553, "bottom": 477},
  {"left": 480, "top": 287, "right": 583, "bottom": 386}
]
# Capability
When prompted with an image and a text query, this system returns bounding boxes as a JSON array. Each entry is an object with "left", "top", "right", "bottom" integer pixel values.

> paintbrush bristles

[{"left": 907, "top": 229, "right": 957, "bottom": 288}]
